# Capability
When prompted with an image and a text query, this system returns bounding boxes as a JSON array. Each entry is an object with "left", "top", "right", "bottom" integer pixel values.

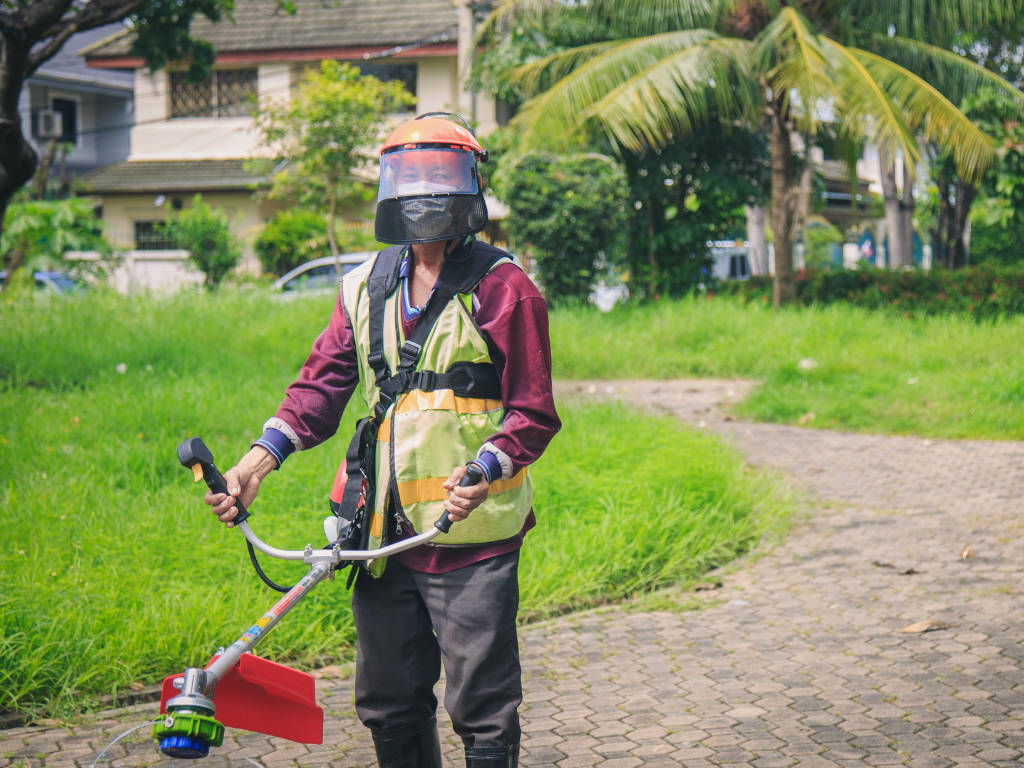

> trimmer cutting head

[{"left": 152, "top": 711, "right": 224, "bottom": 759}]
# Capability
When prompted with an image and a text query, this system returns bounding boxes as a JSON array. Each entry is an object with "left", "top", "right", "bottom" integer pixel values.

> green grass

[
  {"left": 0, "top": 291, "right": 788, "bottom": 720},
  {"left": 551, "top": 296, "right": 1024, "bottom": 440}
]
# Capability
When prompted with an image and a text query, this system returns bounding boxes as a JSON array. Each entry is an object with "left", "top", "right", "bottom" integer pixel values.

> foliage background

[{"left": 497, "top": 152, "right": 630, "bottom": 303}]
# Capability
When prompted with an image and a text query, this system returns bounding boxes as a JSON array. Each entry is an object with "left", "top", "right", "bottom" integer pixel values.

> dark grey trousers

[{"left": 351, "top": 550, "right": 522, "bottom": 749}]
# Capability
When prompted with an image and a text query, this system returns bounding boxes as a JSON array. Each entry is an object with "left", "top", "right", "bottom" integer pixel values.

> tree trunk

[
  {"left": 646, "top": 201, "right": 658, "bottom": 298},
  {"left": 745, "top": 204, "right": 768, "bottom": 276},
  {"left": 931, "top": 163, "right": 951, "bottom": 269},
  {"left": 879, "top": 151, "right": 908, "bottom": 268},
  {"left": 931, "top": 154, "right": 977, "bottom": 271},
  {"left": 58, "top": 142, "right": 72, "bottom": 198},
  {"left": 794, "top": 143, "right": 813, "bottom": 242},
  {"left": 327, "top": 194, "right": 342, "bottom": 278},
  {"left": 769, "top": 101, "right": 796, "bottom": 305},
  {"left": 31, "top": 138, "right": 60, "bottom": 200},
  {"left": 949, "top": 181, "right": 976, "bottom": 268},
  {"left": 0, "top": 35, "right": 41, "bottom": 283},
  {"left": 900, "top": 161, "right": 915, "bottom": 267},
  {"left": 937, "top": 177, "right": 976, "bottom": 270}
]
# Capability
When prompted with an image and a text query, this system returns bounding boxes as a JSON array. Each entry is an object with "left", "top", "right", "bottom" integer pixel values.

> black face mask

[
  {"left": 375, "top": 193, "right": 488, "bottom": 245},
  {"left": 402, "top": 198, "right": 452, "bottom": 241}
]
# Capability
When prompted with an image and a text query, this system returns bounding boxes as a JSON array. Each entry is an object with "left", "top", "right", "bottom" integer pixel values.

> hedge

[{"left": 718, "top": 265, "right": 1024, "bottom": 319}]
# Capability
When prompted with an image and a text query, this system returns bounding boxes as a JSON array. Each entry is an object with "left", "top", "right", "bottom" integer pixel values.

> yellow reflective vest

[{"left": 340, "top": 246, "right": 533, "bottom": 570}]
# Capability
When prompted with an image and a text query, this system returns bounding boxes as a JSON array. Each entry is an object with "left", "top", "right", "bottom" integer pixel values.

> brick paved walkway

[{"left": 3, "top": 379, "right": 1023, "bottom": 768}]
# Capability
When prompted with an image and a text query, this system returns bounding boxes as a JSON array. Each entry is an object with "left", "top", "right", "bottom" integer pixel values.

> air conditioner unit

[{"left": 36, "top": 109, "right": 63, "bottom": 139}]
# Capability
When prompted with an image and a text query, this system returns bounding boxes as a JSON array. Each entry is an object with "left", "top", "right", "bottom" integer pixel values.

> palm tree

[{"left": 482, "top": 0, "right": 1024, "bottom": 305}]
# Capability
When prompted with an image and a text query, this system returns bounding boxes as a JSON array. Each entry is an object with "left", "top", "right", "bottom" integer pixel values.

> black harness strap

[{"left": 366, "top": 245, "right": 405, "bottom": 387}]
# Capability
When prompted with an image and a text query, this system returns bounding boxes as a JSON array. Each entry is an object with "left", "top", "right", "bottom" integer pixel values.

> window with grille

[
  {"left": 134, "top": 221, "right": 176, "bottom": 250},
  {"left": 354, "top": 62, "right": 417, "bottom": 109},
  {"left": 170, "top": 69, "right": 257, "bottom": 118}
]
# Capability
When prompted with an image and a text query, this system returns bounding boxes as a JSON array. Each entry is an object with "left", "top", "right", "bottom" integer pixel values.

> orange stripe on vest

[{"left": 396, "top": 469, "right": 527, "bottom": 504}]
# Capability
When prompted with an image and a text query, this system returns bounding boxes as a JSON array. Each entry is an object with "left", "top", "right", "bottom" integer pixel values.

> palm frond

[
  {"left": 477, "top": 0, "right": 563, "bottom": 41},
  {"left": 586, "top": 0, "right": 724, "bottom": 35},
  {"left": 820, "top": 38, "right": 922, "bottom": 171},
  {"left": 827, "top": 40, "right": 996, "bottom": 182},
  {"left": 839, "top": 0, "right": 1024, "bottom": 44},
  {"left": 753, "top": 6, "right": 833, "bottom": 131},
  {"left": 874, "top": 35, "right": 1024, "bottom": 111},
  {"left": 509, "top": 29, "right": 735, "bottom": 150},
  {"left": 510, "top": 39, "right": 627, "bottom": 95},
  {"left": 478, "top": 0, "right": 720, "bottom": 41},
  {"left": 583, "top": 37, "right": 758, "bottom": 151}
]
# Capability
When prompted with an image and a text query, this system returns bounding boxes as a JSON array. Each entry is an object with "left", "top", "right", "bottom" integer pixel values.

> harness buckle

[
  {"left": 398, "top": 340, "right": 422, "bottom": 369},
  {"left": 415, "top": 370, "right": 438, "bottom": 392}
]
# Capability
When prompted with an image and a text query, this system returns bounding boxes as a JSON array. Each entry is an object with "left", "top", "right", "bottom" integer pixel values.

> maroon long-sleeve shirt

[{"left": 270, "top": 246, "right": 560, "bottom": 573}]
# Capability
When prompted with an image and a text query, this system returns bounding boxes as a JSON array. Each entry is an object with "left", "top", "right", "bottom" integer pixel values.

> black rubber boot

[
  {"left": 371, "top": 719, "right": 442, "bottom": 768},
  {"left": 464, "top": 744, "right": 519, "bottom": 768}
]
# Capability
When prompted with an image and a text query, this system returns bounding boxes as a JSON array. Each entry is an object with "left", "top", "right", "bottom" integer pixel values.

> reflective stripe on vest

[{"left": 341, "top": 252, "right": 533, "bottom": 547}]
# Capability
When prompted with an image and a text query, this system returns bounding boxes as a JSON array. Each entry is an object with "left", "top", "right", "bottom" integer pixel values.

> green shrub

[
  {"left": 969, "top": 216, "right": 1024, "bottom": 267},
  {"left": 1, "top": 197, "right": 111, "bottom": 287},
  {"left": 163, "top": 195, "right": 240, "bottom": 289},
  {"left": 498, "top": 151, "right": 629, "bottom": 304},
  {"left": 255, "top": 209, "right": 328, "bottom": 276},
  {"left": 719, "top": 264, "right": 1024, "bottom": 319},
  {"left": 255, "top": 209, "right": 383, "bottom": 278}
]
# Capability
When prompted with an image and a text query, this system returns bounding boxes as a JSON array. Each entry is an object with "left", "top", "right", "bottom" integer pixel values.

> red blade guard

[{"left": 160, "top": 653, "right": 324, "bottom": 744}]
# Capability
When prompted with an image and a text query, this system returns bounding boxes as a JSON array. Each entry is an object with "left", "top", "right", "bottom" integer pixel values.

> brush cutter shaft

[{"left": 207, "top": 562, "right": 332, "bottom": 683}]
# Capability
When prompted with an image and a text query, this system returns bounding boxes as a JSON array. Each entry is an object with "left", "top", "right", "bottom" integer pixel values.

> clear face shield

[{"left": 375, "top": 147, "right": 488, "bottom": 245}]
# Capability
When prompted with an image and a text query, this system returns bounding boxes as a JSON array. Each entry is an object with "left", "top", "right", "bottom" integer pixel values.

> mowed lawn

[
  {"left": 552, "top": 296, "right": 1024, "bottom": 440},
  {"left": 1, "top": 290, "right": 793, "bottom": 720}
]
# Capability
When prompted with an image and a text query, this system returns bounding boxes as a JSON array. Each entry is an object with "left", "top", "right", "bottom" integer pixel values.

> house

[
  {"left": 78, "top": 0, "right": 502, "bottom": 291},
  {"left": 21, "top": 22, "right": 134, "bottom": 184}
]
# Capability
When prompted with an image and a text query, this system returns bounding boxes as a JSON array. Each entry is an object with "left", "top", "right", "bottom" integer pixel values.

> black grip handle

[
  {"left": 433, "top": 464, "right": 484, "bottom": 534},
  {"left": 177, "top": 437, "right": 251, "bottom": 524}
]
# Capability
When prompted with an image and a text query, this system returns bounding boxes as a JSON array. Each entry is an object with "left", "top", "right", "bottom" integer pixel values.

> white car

[
  {"left": 271, "top": 252, "right": 375, "bottom": 294},
  {"left": 0, "top": 269, "right": 87, "bottom": 295}
]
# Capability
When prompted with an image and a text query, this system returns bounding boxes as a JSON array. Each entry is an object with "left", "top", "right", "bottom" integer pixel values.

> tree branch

[
  {"left": 26, "top": 0, "right": 145, "bottom": 75},
  {"left": 18, "top": 0, "right": 69, "bottom": 35}
]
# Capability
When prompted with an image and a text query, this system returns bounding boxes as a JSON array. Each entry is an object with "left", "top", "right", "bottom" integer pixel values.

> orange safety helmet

[
  {"left": 375, "top": 113, "right": 489, "bottom": 245},
  {"left": 379, "top": 114, "right": 488, "bottom": 159}
]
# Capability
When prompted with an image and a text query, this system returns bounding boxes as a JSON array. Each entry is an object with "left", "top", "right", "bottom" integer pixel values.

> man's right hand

[{"left": 205, "top": 446, "right": 278, "bottom": 527}]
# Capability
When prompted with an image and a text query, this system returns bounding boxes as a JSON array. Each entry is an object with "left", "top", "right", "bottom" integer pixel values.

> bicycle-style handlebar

[{"left": 177, "top": 437, "right": 480, "bottom": 565}]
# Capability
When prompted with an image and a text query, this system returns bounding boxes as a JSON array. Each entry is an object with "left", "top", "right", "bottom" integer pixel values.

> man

[{"left": 205, "top": 114, "right": 560, "bottom": 768}]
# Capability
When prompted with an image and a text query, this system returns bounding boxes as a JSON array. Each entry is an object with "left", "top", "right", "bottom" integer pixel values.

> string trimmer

[{"left": 151, "top": 437, "right": 478, "bottom": 759}]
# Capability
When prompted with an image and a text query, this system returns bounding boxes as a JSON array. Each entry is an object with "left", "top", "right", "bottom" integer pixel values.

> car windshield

[
  {"left": 282, "top": 265, "right": 341, "bottom": 292},
  {"left": 45, "top": 274, "right": 81, "bottom": 293}
]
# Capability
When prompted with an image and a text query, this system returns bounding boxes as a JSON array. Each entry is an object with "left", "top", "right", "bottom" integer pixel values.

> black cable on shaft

[{"left": 246, "top": 540, "right": 295, "bottom": 593}]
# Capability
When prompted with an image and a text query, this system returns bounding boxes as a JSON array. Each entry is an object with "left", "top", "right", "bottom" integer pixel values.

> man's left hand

[{"left": 442, "top": 465, "right": 490, "bottom": 521}]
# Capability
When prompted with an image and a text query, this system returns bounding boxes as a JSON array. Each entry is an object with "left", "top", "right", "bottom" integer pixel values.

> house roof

[
  {"left": 78, "top": 159, "right": 266, "bottom": 193},
  {"left": 30, "top": 22, "right": 134, "bottom": 90},
  {"left": 82, "top": 0, "right": 459, "bottom": 63}
]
